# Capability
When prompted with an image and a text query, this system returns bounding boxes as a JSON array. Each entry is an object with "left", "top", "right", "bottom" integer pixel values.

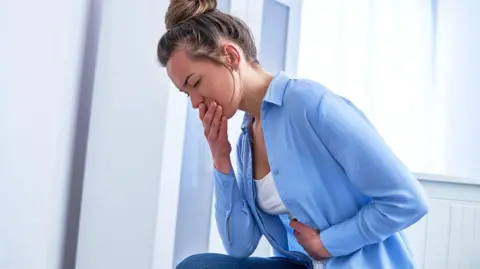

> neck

[{"left": 238, "top": 65, "right": 273, "bottom": 119}]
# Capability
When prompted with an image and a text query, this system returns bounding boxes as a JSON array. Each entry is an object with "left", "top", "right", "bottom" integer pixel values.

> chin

[{"left": 224, "top": 108, "right": 239, "bottom": 119}]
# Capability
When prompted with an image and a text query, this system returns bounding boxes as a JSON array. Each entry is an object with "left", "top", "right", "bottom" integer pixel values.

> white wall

[
  {"left": 0, "top": 1, "right": 88, "bottom": 269},
  {"left": 2, "top": 1, "right": 480, "bottom": 269},
  {"left": 74, "top": 0, "right": 173, "bottom": 268},
  {"left": 436, "top": 0, "right": 480, "bottom": 178}
]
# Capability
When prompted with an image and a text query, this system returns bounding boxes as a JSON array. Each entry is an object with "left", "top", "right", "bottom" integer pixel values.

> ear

[{"left": 222, "top": 43, "right": 241, "bottom": 70}]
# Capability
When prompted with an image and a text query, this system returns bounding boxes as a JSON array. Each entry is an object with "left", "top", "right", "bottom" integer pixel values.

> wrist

[
  {"left": 213, "top": 157, "right": 232, "bottom": 174},
  {"left": 317, "top": 236, "right": 332, "bottom": 259}
]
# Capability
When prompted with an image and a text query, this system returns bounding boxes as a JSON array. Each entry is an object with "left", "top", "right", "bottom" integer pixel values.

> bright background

[{"left": 1, "top": 0, "right": 480, "bottom": 269}]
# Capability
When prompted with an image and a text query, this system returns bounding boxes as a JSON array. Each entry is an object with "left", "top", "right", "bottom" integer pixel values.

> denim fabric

[{"left": 176, "top": 253, "right": 308, "bottom": 269}]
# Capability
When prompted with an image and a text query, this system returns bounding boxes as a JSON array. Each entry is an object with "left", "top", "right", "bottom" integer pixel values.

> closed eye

[{"left": 192, "top": 79, "right": 201, "bottom": 88}]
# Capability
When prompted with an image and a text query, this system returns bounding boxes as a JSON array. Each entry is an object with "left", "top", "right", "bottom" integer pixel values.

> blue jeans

[{"left": 176, "top": 253, "right": 308, "bottom": 269}]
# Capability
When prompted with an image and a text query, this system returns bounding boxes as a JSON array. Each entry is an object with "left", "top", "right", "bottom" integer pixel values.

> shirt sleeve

[
  {"left": 311, "top": 91, "right": 429, "bottom": 257},
  {"left": 212, "top": 137, "right": 262, "bottom": 258}
]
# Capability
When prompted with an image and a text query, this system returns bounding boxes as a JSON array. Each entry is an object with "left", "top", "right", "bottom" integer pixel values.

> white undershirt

[
  {"left": 255, "top": 172, "right": 327, "bottom": 268},
  {"left": 255, "top": 172, "right": 290, "bottom": 215}
]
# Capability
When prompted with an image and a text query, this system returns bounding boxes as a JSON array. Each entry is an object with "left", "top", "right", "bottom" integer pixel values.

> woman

[{"left": 157, "top": 0, "right": 429, "bottom": 268}]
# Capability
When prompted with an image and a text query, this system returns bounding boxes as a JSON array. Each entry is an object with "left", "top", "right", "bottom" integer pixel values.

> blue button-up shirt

[{"left": 213, "top": 72, "right": 429, "bottom": 269}]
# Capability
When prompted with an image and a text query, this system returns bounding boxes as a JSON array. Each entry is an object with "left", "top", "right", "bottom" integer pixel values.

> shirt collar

[{"left": 240, "top": 71, "right": 291, "bottom": 131}]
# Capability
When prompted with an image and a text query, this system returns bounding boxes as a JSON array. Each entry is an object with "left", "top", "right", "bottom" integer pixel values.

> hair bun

[{"left": 165, "top": 0, "right": 218, "bottom": 30}]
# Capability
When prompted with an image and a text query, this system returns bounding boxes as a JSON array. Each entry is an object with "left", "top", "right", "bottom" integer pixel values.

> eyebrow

[{"left": 182, "top": 73, "right": 194, "bottom": 88}]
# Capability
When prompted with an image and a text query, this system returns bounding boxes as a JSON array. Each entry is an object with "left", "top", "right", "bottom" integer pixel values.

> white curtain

[{"left": 297, "top": 0, "right": 443, "bottom": 175}]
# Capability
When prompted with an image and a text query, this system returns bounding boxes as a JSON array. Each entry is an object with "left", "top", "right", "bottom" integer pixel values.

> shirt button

[
  {"left": 285, "top": 200, "right": 291, "bottom": 205},
  {"left": 223, "top": 182, "right": 229, "bottom": 188},
  {"left": 272, "top": 168, "right": 279, "bottom": 175}
]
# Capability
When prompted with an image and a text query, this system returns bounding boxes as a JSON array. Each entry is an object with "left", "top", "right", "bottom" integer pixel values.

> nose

[{"left": 189, "top": 92, "right": 204, "bottom": 109}]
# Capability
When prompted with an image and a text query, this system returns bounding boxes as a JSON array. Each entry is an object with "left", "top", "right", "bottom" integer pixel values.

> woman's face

[{"left": 166, "top": 47, "right": 242, "bottom": 119}]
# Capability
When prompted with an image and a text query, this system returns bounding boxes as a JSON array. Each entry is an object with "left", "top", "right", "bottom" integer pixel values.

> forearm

[
  {"left": 213, "top": 168, "right": 262, "bottom": 258},
  {"left": 320, "top": 188, "right": 428, "bottom": 257}
]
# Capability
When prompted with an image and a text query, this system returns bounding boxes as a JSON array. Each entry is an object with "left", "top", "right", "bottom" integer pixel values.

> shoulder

[
  {"left": 281, "top": 77, "right": 330, "bottom": 121},
  {"left": 281, "top": 77, "right": 362, "bottom": 132},
  {"left": 283, "top": 78, "right": 327, "bottom": 107}
]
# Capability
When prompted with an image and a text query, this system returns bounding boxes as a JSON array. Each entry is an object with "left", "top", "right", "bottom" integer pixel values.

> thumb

[{"left": 219, "top": 116, "right": 228, "bottom": 137}]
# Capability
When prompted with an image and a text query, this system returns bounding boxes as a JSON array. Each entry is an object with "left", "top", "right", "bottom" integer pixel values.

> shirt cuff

[
  {"left": 320, "top": 218, "right": 367, "bottom": 257},
  {"left": 213, "top": 167, "right": 235, "bottom": 187},
  {"left": 213, "top": 167, "right": 236, "bottom": 212}
]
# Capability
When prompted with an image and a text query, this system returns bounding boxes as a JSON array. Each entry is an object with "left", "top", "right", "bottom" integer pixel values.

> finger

[
  {"left": 208, "top": 106, "right": 222, "bottom": 140},
  {"left": 219, "top": 116, "right": 228, "bottom": 137},
  {"left": 293, "top": 229, "right": 301, "bottom": 238},
  {"left": 199, "top": 103, "right": 206, "bottom": 120},
  {"left": 289, "top": 219, "right": 310, "bottom": 235},
  {"left": 203, "top": 102, "right": 217, "bottom": 137},
  {"left": 289, "top": 219, "right": 301, "bottom": 230}
]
